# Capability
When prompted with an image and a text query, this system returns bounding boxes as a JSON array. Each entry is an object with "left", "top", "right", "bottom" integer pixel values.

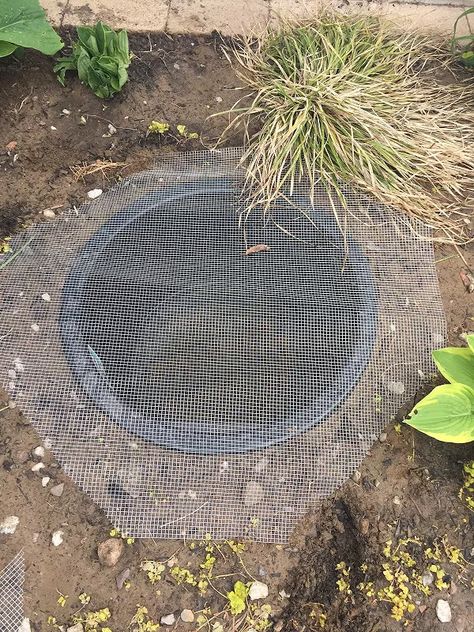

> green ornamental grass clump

[
  {"left": 224, "top": 14, "right": 474, "bottom": 241},
  {"left": 54, "top": 21, "right": 130, "bottom": 98},
  {"left": 0, "top": 0, "right": 63, "bottom": 58}
]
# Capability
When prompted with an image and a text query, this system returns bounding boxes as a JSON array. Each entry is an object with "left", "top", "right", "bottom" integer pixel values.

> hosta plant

[
  {"left": 0, "top": 0, "right": 63, "bottom": 58},
  {"left": 404, "top": 334, "right": 474, "bottom": 443},
  {"left": 54, "top": 21, "right": 130, "bottom": 98},
  {"left": 452, "top": 7, "right": 474, "bottom": 68}
]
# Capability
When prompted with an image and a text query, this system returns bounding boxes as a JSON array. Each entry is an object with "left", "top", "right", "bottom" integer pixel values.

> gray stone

[
  {"left": 50, "top": 483, "right": 64, "bottom": 497},
  {"left": 436, "top": 599, "right": 452, "bottom": 623},
  {"left": 243, "top": 481, "right": 264, "bottom": 506},
  {"left": 180, "top": 609, "right": 194, "bottom": 623},
  {"left": 161, "top": 614, "right": 176, "bottom": 626}
]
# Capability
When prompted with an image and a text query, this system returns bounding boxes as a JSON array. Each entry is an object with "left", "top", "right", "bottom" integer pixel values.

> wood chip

[
  {"left": 460, "top": 269, "right": 474, "bottom": 293},
  {"left": 244, "top": 244, "right": 270, "bottom": 256}
]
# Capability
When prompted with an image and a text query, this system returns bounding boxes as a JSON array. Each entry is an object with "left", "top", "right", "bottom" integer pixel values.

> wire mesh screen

[
  {"left": 0, "top": 553, "right": 24, "bottom": 632},
  {"left": 0, "top": 148, "right": 445, "bottom": 541}
]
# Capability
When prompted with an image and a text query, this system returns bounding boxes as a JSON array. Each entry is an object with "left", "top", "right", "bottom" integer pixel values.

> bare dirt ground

[{"left": 1, "top": 32, "right": 473, "bottom": 632}]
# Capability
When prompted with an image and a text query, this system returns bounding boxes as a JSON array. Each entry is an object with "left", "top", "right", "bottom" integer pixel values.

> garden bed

[{"left": 0, "top": 32, "right": 473, "bottom": 632}]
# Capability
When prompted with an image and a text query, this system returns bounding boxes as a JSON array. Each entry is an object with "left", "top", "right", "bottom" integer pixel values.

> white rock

[
  {"left": 67, "top": 624, "right": 84, "bottom": 632},
  {"left": 393, "top": 495, "right": 401, "bottom": 505},
  {"left": 387, "top": 381, "right": 405, "bottom": 395},
  {"left": 33, "top": 446, "right": 45, "bottom": 458},
  {"left": 215, "top": 96, "right": 223, "bottom": 103},
  {"left": 31, "top": 323, "right": 40, "bottom": 332},
  {"left": 436, "top": 599, "right": 452, "bottom": 623},
  {"left": 13, "top": 358, "right": 25, "bottom": 372},
  {"left": 180, "top": 609, "right": 194, "bottom": 623},
  {"left": 31, "top": 462, "right": 44, "bottom": 472},
  {"left": 62, "top": 108, "right": 71, "bottom": 115},
  {"left": 50, "top": 483, "right": 64, "bottom": 497},
  {"left": 41, "top": 476, "right": 50, "bottom": 487},
  {"left": 51, "top": 529, "right": 64, "bottom": 546},
  {"left": 32, "top": 532, "right": 39, "bottom": 543},
  {"left": 243, "top": 481, "right": 264, "bottom": 506},
  {"left": 0, "top": 515, "right": 20, "bottom": 534},
  {"left": 87, "top": 188, "right": 103, "bottom": 200},
  {"left": 352, "top": 470, "right": 362, "bottom": 484},
  {"left": 43, "top": 209, "right": 56, "bottom": 219},
  {"left": 160, "top": 614, "right": 176, "bottom": 626},
  {"left": 422, "top": 570, "right": 434, "bottom": 586},
  {"left": 379, "top": 432, "right": 387, "bottom": 443},
  {"left": 7, "top": 369, "right": 16, "bottom": 379},
  {"left": 50, "top": 126, "right": 57, "bottom": 131},
  {"left": 107, "top": 123, "right": 117, "bottom": 135},
  {"left": 18, "top": 618, "right": 31, "bottom": 632},
  {"left": 279, "top": 589, "right": 291, "bottom": 599},
  {"left": 249, "top": 581, "right": 269, "bottom": 601},
  {"left": 41, "top": 293, "right": 51, "bottom": 302}
]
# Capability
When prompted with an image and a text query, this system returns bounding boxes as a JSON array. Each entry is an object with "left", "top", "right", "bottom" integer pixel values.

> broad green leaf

[
  {"left": 0, "top": 40, "right": 17, "bottom": 57},
  {"left": 467, "top": 334, "right": 474, "bottom": 354},
  {"left": 404, "top": 383, "right": 474, "bottom": 443},
  {"left": 227, "top": 581, "right": 249, "bottom": 615},
  {"left": 0, "top": 0, "right": 63, "bottom": 55},
  {"left": 433, "top": 346, "right": 474, "bottom": 389}
]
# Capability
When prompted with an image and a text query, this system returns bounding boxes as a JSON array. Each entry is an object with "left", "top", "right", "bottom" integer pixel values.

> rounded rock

[
  {"left": 43, "top": 209, "right": 56, "bottom": 219},
  {"left": 160, "top": 614, "right": 176, "bottom": 626},
  {"left": 97, "top": 538, "right": 124, "bottom": 567},
  {"left": 249, "top": 580, "right": 269, "bottom": 601},
  {"left": 180, "top": 609, "right": 194, "bottom": 623},
  {"left": 436, "top": 599, "right": 452, "bottom": 623},
  {"left": 50, "top": 483, "right": 64, "bottom": 497},
  {"left": 0, "top": 515, "right": 20, "bottom": 534}
]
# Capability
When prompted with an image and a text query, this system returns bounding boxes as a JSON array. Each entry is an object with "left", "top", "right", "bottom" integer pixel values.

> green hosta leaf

[
  {"left": 433, "top": 346, "right": 474, "bottom": 389},
  {"left": 54, "top": 21, "right": 129, "bottom": 98},
  {"left": 461, "top": 51, "right": 474, "bottom": 67},
  {"left": 227, "top": 581, "right": 249, "bottom": 615},
  {"left": 0, "top": 0, "right": 63, "bottom": 56},
  {"left": 468, "top": 334, "right": 474, "bottom": 354},
  {"left": 405, "top": 383, "right": 474, "bottom": 443},
  {"left": 0, "top": 40, "right": 17, "bottom": 57}
]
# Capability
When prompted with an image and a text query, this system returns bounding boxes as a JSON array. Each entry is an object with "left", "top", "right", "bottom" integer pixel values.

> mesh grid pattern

[
  {"left": 0, "top": 148, "right": 445, "bottom": 541},
  {"left": 0, "top": 553, "right": 24, "bottom": 632}
]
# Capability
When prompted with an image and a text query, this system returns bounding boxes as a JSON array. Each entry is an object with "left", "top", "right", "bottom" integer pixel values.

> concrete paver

[{"left": 41, "top": 0, "right": 474, "bottom": 36}]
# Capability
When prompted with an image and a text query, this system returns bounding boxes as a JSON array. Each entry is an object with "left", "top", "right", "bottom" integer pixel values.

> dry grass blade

[
  {"left": 70, "top": 159, "right": 128, "bottom": 181},
  {"left": 220, "top": 13, "right": 474, "bottom": 243}
]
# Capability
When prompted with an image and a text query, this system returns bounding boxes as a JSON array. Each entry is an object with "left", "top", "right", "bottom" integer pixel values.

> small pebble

[
  {"left": 31, "top": 323, "right": 40, "bottom": 332},
  {"left": 393, "top": 495, "right": 401, "bottom": 505},
  {"left": 62, "top": 108, "right": 71, "bottom": 115},
  {"left": 359, "top": 518, "right": 370, "bottom": 535},
  {"left": 243, "top": 481, "right": 264, "bottom": 506},
  {"left": 422, "top": 570, "right": 434, "bottom": 586},
  {"left": 0, "top": 515, "right": 19, "bottom": 534},
  {"left": 50, "top": 483, "right": 64, "bottom": 497},
  {"left": 116, "top": 568, "right": 130, "bottom": 590},
  {"left": 33, "top": 446, "right": 45, "bottom": 458},
  {"left": 32, "top": 532, "right": 39, "bottom": 543},
  {"left": 7, "top": 369, "right": 16, "bottom": 379},
  {"left": 41, "top": 293, "right": 51, "bottom": 302},
  {"left": 249, "top": 580, "right": 269, "bottom": 601},
  {"left": 31, "top": 462, "right": 45, "bottom": 472},
  {"left": 352, "top": 470, "right": 362, "bottom": 483},
  {"left": 161, "top": 614, "right": 176, "bottom": 626},
  {"left": 18, "top": 619, "right": 31, "bottom": 632},
  {"left": 67, "top": 624, "right": 84, "bottom": 632},
  {"left": 79, "top": 115, "right": 87, "bottom": 125},
  {"left": 173, "top": 62, "right": 180, "bottom": 70},
  {"left": 87, "top": 188, "right": 103, "bottom": 200},
  {"left": 50, "top": 126, "right": 57, "bottom": 131},
  {"left": 387, "top": 381, "right": 405, "bottom": 395},
  {"left": 436, "top": 599, "right": 452, "bottom": 623},
  {"left": 41, "top": 476, "right": 50, "bottom": 487},
  {"left": 180, "top": 609, "right": 194, "bottom": 623},
  {"left": 215, "top": 96, "right": 223, "bottom": 103},
  {"left": 43, "top": 209, "right": 56, "bottom": 219},
  {"left": 98, "top": 538, "right": 124, "bottom": 567},
  {"left": 51, "top": 529, "right": 64, "bottom": 546},
  {"left": 379, "top": 432, "right": 387, "bottom": 443}
]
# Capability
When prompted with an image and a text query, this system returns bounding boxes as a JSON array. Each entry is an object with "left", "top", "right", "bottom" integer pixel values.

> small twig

[
  {"left": 0, "top": 237, "right": 33, "bottom": 270},
  {"left": 159, "top": 501, "right": 209, "bottom": 528}
]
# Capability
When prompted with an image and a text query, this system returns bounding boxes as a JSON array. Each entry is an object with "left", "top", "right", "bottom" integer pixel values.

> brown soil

[{"left": 1, "top": 33, "right": 473, "bottom": 632}]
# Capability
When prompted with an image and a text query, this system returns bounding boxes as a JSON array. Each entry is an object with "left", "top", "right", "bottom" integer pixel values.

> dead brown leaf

[{"left": 244, "top": 244, "right": 271, "bottom": 256}]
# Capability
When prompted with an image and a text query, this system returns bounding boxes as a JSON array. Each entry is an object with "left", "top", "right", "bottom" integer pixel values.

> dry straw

[{"left": 220, "top": 14, "right": 474, "bottom": 243}]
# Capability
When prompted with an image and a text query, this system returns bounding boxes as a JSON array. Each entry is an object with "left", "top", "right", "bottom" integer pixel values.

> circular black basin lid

[{"left": 60, "top": 178, "right": 377, "bottom": 454}]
